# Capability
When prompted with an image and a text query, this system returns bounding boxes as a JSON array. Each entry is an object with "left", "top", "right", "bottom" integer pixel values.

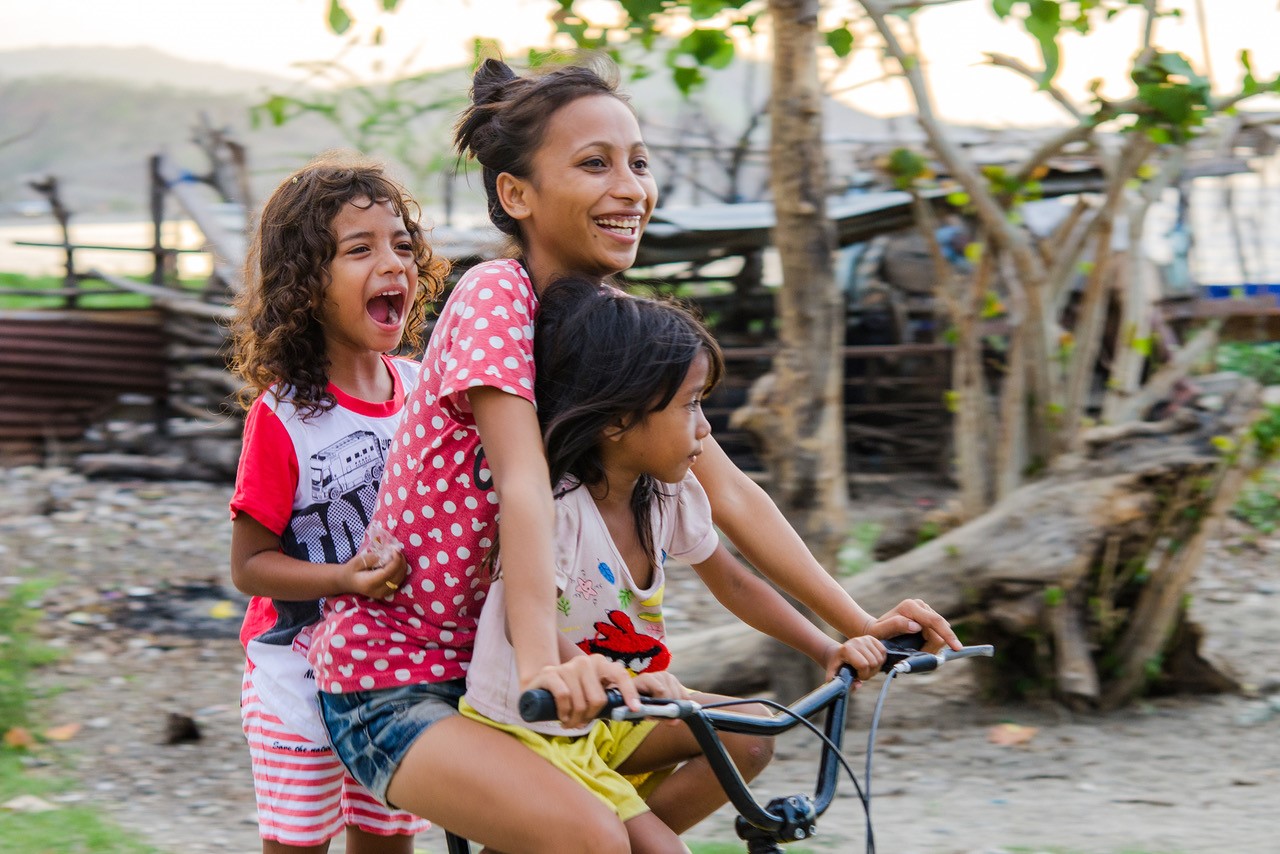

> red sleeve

[{"left": 229, "top": 397, "right": 298, "bottom": 535}]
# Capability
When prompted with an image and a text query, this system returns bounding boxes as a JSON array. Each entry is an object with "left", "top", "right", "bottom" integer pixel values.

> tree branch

[
  {"left": 1012, "top": 122, "right": 1094, "bottom": 185},
  {"left": 984, "top": 52, "right": 1083, "bottom": 122}
]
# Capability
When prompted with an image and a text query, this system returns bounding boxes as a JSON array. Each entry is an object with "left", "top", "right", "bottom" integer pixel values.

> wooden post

[
  {"left": 28, "top": 176, "right": 78, "bottom": 308},
  {"left": 149, "top": 155, "right": 167, "bottom": 286}
]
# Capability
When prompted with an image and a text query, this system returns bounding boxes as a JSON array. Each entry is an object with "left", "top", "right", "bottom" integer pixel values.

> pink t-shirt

[
  {"left": 309, "top": 259, "right": 538, "bottom": 694},
  {"left": 465, "top": 472, "right": 719, "bottom": 736}
]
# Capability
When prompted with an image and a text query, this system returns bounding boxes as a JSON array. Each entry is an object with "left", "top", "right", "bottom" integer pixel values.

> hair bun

[{"left": 471, "top": 58, "right": 517, "bottom": 106}]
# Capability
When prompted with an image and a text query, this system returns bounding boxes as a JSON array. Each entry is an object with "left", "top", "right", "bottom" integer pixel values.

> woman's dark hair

[
  {"left": 534, "top": 276, "right": 724, "bottom": 570},
  {"left": 454, "top": 57, "right": 626, "bottom": 250},
  {"left": 230, "top": 150, "right": 450, "bottom": 417}
]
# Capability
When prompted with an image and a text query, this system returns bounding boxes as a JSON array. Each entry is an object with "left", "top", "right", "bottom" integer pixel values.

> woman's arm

[
  {"left": 230, "top": 514, "right": 407, "bottom": 600},
  {"left": 696, "top": 436, "right": 960, "bottom": 650},
  {"left": 691, "top": 543, "right": 837, "bottom": 666},
  {"left": 470, "top": 387, "right": 638, "bottom": 725}
]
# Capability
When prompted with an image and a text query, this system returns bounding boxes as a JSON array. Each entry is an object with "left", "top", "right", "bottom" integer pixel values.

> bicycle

[{"left": 441, "top": 633, "right": 994, "bottom": 854}]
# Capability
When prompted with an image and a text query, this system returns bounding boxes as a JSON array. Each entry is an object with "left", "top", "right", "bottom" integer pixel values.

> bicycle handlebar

[
  {"left": 516, "top": 635, "right": 995, "bottom": 849},
  {"left": 519, "top": 635, "right": 993, "bottom": 725}
]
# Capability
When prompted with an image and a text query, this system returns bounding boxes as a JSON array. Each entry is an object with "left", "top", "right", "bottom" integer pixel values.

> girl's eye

[
  {"left": 397, "top": 242, "right": 414, "bottom": 253},
  {"left": 632, "top": 158, "right": 649, "bottom": 172},
  {"left": 582, "top": 157, "right": 606, "bottom": 169}
]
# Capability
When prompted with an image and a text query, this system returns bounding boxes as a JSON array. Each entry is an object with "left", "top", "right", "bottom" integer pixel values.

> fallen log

[{"left": 670, "top": 373, "right": 1269, "bottom": 709}]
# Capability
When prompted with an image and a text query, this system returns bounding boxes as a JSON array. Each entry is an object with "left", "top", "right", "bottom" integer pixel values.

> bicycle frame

[{"left": 444, "top": 636, "right": 994, "bottom": 853}]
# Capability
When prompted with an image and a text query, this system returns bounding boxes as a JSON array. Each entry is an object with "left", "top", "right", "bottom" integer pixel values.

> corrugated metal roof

[{"left": 0, "top": 309, "right": 167, "bottom": 442}]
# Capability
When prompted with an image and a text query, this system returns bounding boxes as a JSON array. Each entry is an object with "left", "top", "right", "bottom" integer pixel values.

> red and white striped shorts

[{"left": 241, "top": 671, "right": 429, "bottom": 845}]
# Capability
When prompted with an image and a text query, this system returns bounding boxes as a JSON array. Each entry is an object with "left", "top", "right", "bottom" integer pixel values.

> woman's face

[{"left": 510, "top": 94, "right": 657, "bottom": 288}]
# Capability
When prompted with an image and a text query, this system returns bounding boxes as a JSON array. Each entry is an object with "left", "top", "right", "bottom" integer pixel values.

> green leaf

[
  {"left": 992, "top": 0, "right": 1016, "bottom": 18},
  {"left": 689, "top": 0, "right": 729, "bottom": 19},
  {"left": 258, "top": 94, "right": 291, "bottom": 126},
  {"left": 672, "top": 65, "right": 704, "bottom": 95},
  {"left": 964, "top": 242, "right": 984, "bottom": 264},
  {"left": 886, "top": 147, "right": 927, "bottom": 188},
  {"left": 1239, "top": 49, "right": 1260, "bottom": 96},
  {"left": 678, "top": 28, "right": 736, "bottom": 69},
  {"left": 946, "top": 190, "right": 971, "bottom": 208},
  {"left": 1026, "top": 0, "right": 1063, "bottom": 86},
  {"left": 1137, "top": 82, "right": 1196, "bottom": 124},
  {"left": 825, "top": 25, "right": 854, "bottom": 58},
  {"left": 381, "top": 0, "right": 399, "bottom": 9},
  {"left": 327, "top": 0, "right": 352, "bottom": 35},
  {"left": 1156, "top": 51, "right": 1198, "bottom": 82}
]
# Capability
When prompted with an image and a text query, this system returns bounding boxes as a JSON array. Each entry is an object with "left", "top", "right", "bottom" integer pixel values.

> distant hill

[
  {"left": 0, "top": 45, "right": 917, "bottom": 219},
  {"left": 0, "top": 46, "right": 296, "bottom": 95},
  {"left": 0, "top": 47, "right": 469, "bottom": 218}
]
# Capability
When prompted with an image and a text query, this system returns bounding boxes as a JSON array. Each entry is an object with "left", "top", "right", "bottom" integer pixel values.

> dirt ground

[{"left": 2, "top": 466, "right": 1277, "bottom": 854}]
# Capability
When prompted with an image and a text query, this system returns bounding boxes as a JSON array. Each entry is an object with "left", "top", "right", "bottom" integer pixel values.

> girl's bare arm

[
  {"left": 230, "top": 513, "right": 407, "bottom": 600},
  {"left": 690, "top": 543, "right": 839, "bottom": 667},
  {"left": 695, "top": 436, "right": 960, "bottom": 650},
  {"left": 470, "top": 387, "right": 638, "bottom": 725}
]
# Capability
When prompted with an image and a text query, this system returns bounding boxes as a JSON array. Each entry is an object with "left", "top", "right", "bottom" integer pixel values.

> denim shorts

[{"left": 319, "top": 679, "right": 466, "bottom": 805}]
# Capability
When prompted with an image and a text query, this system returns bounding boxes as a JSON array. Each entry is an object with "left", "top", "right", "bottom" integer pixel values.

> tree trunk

[
  {"left": 747, "top": 0, "right": 844, "bottom": 700},
  {"left": 674, "top": 374, "right": 1264, "bottom": 709}
]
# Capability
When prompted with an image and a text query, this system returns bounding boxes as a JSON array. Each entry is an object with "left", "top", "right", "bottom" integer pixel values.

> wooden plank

[
  {"left": 89, "top": 269, "right": 235, "bottom": 320},
  {"left": 154, "top": 154, "right": 245, "bottom": 290}
]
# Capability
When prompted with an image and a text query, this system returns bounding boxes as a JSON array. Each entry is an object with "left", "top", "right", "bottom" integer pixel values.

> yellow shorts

[{"left": 459, "top": 698, "right": 666, "bottom": 822}]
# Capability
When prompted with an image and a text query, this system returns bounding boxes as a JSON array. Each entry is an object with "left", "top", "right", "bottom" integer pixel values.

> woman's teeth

[{"left": 595, "top": 217, "right": 639, "bottom": 234}]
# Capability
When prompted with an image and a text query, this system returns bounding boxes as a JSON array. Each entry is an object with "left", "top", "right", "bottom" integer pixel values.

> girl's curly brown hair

[{"left": 230, "top": 151, "right": 449, "bottom": 418}]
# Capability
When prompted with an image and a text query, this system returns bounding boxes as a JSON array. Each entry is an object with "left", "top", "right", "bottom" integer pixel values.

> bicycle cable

[
  {"left": 862, "top": 667, "right": 900, "bottom": 854},
  {"left": 698, "top": 696, "right": 871, "bottom": 838},
  {"left": 703, "top": 667, "right": 902, "bottom": 854}
]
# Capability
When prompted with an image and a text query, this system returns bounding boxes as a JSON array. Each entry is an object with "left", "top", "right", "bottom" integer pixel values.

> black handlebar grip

[
  {"left": 518, "top": 689, "right": 559, "bottom": 722},
  {"left": 518, "top": 687, "right": 629, "bottom": 722},
  {"left": 880, "top": 631, "right": 926, "bottom": 673}
]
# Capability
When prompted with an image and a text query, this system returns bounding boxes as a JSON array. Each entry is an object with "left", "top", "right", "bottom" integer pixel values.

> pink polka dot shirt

[{"left": 309, "top": 260, "right": 538, "bottom": 694}]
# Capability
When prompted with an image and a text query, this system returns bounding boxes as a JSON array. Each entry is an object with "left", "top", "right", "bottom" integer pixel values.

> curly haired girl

[{"left": 227, "top": 151, "right": 448, "bottom": 854}]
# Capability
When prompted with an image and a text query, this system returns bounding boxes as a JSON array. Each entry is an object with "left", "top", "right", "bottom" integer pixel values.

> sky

[{"left": 3, "top": 0, "right": 1279, "bottom": 126}]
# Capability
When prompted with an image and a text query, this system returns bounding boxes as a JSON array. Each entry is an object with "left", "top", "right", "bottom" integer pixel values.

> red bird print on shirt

[{"left": 577, "top": 610, "right": 670, "bottom": 674}]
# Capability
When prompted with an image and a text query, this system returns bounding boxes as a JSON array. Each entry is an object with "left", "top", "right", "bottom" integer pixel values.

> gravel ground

[{"left": 2, "top": 466, "right": 1277, "bottom": 854}]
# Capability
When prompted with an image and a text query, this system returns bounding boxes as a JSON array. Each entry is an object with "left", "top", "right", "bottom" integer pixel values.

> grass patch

[
  {"left": 0, "top": 750, "right": 162, "bottom": 854},
  {"left": 838, "top": 520, "right": 882, "bottom": 576},
  {"left": 0, "top": 580, "right": 58, "bottom": 731},
  {"left": 1216, "top": 341, "right": 1280, "bottom": 386},
  {"left": 0, "top": 270, "right": 207, "bottom": 310},
  {"left": 1233, "top": 466, "right": 1280, "bottom": 533},
  {"left": 0, "top": 582, "right": 160, "bottom": 853}
]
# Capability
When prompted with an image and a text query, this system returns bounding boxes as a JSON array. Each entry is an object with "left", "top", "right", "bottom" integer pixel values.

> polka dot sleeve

[{"left": 432, "top": 261, "right": 538, "bottom": 423}]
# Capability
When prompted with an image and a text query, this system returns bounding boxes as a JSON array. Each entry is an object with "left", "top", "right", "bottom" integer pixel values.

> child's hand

[
  {"left": 864, "top": 599, "right": 961, "bottom": 653},
  {"left": 527, "top": 654, "right": 638, "bottom": 730},
  {"left": 824, "top": 636, "right": 886, "bottom": 683},
  {"left": 632, "top": 670, "right": 687, "bottom": 702},
  {"left": 340, "top": 548, "right": 409, "bottom": 599}
]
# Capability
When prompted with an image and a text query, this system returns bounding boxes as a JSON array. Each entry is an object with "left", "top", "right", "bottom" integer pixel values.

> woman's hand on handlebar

[
  {"left": 632, "top": 670, "right": 687, "bottom": 702},
  {"left": 526, "top": 654, "right": 639, "bottom": 729},
  {"left": 824, "top": 636, "right": 887, "bottom": 683},
  {"left": 863, "top": 599, "right": 961, "bottom": 654}
]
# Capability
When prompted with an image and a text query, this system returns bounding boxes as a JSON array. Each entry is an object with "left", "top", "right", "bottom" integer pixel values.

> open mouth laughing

[
  {"left": 366, "top": 287, "right": 407, "bottom": 328},
  {"left": 594, "top": 216, "right": 642, "bottom": 238}
]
